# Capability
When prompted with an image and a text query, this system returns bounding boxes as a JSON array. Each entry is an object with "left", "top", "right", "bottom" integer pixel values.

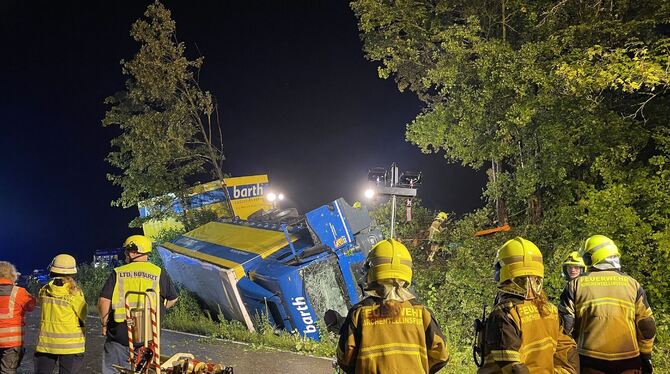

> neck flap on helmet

[
  {"left": 593, "top": 256, "right": 621, "bottom": 270},
  {"left": 364, "top": 279, "right": 415, "bottom": 302},
  {"left": 498, "top": 276, "right": 543, "bottom": 300}
]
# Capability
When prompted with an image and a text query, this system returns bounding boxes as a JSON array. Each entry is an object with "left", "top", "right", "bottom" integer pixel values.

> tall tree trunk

[{"left": 491, "top": 160, "right": 509, "bottom": 225}]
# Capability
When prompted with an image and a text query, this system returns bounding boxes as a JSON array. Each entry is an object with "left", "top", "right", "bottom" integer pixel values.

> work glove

[{"left": 641, "top": 353, "right": 653, "bottom": 374}]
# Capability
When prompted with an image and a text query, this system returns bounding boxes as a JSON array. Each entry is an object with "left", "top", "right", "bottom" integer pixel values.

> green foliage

[
  {"left": 77, "top": 263, "right": 113, "bottom": 307},
  {"left": 162, "top": 287, "right": 338, "bottom": 357},
  {"left": 25, "top": 278, "right": 41, "bottom": 298},
  {"left": 351, "top": 0, "right": 670, "bottom": 223},
  {"left": 178, "top": 207, "right": 220, "bottom": 232},
  {"left": 369, "top": 197, "right": 437, "bottom": 240},
  {"left": 353, "top": 1, "right": 670, "bottom": 370},
  {"left": 102, "top": 1, "right": 229, "bottom": 227}
]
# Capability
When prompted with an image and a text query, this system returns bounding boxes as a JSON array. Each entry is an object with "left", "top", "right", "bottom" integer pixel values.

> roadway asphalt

[{"left": 17, "top": 310, "right": 334, "bottom": 373}]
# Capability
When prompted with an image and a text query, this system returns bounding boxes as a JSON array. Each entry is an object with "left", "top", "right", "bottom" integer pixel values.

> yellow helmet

[
  {"left": 562, "top": 251, "right": 586, "bottom": 279},
  {"left": 366, "top": 239, "right": 413, "bottom": 285},
  {"left": 581, "top": 235, "right": 620, "bottom": 266},
  {"left": 436, "top": 212, "right": 448, "bottom": 221},
  {"left": 563, "top": 251, "right": 586, "bottom": 268},
  {"left": 49, "top": 254, "right": 78, "bottom": 275},
  {"left": 494, "top": 237, "right": 544, "bottom": 284},
  {"left": 124, "top": 235, "right": 152, "bottom": 254}
]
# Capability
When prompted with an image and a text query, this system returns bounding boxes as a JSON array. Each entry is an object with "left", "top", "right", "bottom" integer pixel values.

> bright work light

[
  {"left": 364, "top": 188, "right": 375, "bottom": 199},
  {"left": 364, "top": 163, "right": 422, "bottom": 238},
  {"left": 266, "top": 192, "right": 277, "bottom": 202}
]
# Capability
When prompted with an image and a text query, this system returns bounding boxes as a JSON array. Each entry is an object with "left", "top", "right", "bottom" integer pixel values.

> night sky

[{"left": 0, "top": 1, "right": 485, "bottom": 273}]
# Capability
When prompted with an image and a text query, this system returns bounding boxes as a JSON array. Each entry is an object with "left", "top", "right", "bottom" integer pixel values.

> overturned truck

[{"left": 157, "top": 198, "right": 381, "bottom": 340}]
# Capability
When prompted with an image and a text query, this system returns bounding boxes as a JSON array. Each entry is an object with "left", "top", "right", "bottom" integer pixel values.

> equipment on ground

[
  {"left": 157, "top": 198, "right": 382, "bottom": 341},
  {"left": 114, "top": 290, "right": 233, "bottom": 374}
]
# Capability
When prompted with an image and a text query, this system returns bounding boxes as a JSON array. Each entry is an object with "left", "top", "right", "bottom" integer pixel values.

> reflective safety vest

[
  {"left": 560, "top": 270, "right": 655, "bottom": 361},
  {"left": 36, "top": 279, "right": 87, "bottom": 354},
  {"left": 0, "top": 280, "right": 35, "bottom": 348},
  {"left": 111, "top": 262, "right": 161, "bottom": 323},
  {"left": 337, "top": 298, "right": 449, "bottom": 374},
  {"left": 478, "top": 296, "right": 578, "bottom": 374}
]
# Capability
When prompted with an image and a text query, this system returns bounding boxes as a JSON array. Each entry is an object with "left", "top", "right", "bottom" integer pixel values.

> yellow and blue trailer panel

[
  {"left": 139, "top": 175, "right": 273, "bottom": 240},
  {"left": 161, "top": 222, "right": 298, "bottom": 279}
]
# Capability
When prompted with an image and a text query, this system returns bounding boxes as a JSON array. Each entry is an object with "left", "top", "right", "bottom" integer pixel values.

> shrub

[{"left": 77, "top": 263, "right": 113, "bottom": 307}]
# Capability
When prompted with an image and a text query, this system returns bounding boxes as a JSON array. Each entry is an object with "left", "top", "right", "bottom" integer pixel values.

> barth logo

[
  {"left": 229, "top": 183, "right": 266, "bottom": 200},
  {"left": 291, "top": 297, "right": 317, "bottom": 335}
]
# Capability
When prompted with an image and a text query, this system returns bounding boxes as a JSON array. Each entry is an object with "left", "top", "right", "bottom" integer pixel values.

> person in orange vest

[
  {"left": 0, "top": 261, "right": 35, "bottom": 374},
  {"left": 34, "top": 254, "right": 87, "bottom": 374}
]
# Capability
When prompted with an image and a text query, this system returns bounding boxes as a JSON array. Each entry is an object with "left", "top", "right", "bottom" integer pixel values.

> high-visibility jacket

[
  {"left": 478, "top": 294, "right": 579, "bottom": 374},
  {"left": 337, "top": 297, "right": 449, "bottom": 374},
  {"left": 110, "top": 261, "right": 161, "bottom": 323},
  {"left": 0, "top": 279, "right": 35, "bottom": 348},
  {"left": 36, "top": 278, "right": 87, "bottom": 354},
  {"left": 559, "top": 269, "right": 655, "bottom": 361}
]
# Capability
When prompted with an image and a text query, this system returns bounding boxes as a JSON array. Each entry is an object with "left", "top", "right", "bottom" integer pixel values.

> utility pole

[{"left": 366, "top": 163, "right": 421, "bottom": 239}]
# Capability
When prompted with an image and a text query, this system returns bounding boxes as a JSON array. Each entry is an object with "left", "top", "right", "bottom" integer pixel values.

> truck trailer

[{"left": 157, "top": 198, "right": 381, "bottom": 341}]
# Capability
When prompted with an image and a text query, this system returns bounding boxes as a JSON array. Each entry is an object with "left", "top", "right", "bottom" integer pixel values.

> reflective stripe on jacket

[
  {"left": 110, "top": 262, "right": 161, "bottom": 323},
  {"left": 478, "top": 294, "right": 579, "bottom": 374},
  {"left": 0, "top": 279, "right": 35, "bottom": 348},
  {"left": 559, "top": 270, "right": 655, "bottom": 361},
  {"left": 36, "top": 278, "right": 87, "bottom": 354},
  {"left": 337, "top": 297, "right": 449, "bottom": 374}
]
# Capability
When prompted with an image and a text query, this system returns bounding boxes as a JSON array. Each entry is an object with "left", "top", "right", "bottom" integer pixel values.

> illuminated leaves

[{"left": 352, "top": 0, "right": 670, "bottom": 335}]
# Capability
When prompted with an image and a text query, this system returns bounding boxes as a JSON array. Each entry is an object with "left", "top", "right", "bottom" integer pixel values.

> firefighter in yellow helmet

[
  {"left": 97, "top": 235, "right": 178, "bottom": 374},
  {"left": 427, "top": 212, "right": 448, "bottom": 262},
  {"left": 477, "top": 237, "right": 578, "bottom": 374},
  {"left": 559, "top": 235, "right": 655, "bottom": 374},
  {"left": 562, "top": 251, "right": 586, "bottom": 281},
  {"left": 34, "top": 254, "right": 87, "bottom": 374},
  {"left": 336, "top": 239, "right": 449, "bottom": 373}
]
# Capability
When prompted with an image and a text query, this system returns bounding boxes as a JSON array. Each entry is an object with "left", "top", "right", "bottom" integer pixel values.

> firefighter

[
  {"left": 34, "top": 254, "right": 87, "bottom": 374},
  {"left": 336, "top": 239, "right": 449, "bottom": 374},
  {"left": 478, "top": 237, "right": 579, "bottom": 374},
  {"left": 559, "top": 235, "right": 655, "bottom": 374},
  {"left": 562, "top": 251, "right": 586, "bottom": 281},
  {"left": 98, "top": 235, "right": 178, "bottom": 374},
  {"left": 427, "top": 212, "right": 448, "bottom": 262},
  {"left": 0, "top": 262, "right": 35, "bottom": 374}
]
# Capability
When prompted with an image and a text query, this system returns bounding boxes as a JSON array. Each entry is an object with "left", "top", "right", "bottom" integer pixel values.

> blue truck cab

[{"left": 157, "top": 198, "right": 381, "bottom": 340}]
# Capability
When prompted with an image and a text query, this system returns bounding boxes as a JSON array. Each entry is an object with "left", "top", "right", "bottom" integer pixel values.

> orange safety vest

[{"left": 0, "top": 279, "right": 35, "bottom": 348}]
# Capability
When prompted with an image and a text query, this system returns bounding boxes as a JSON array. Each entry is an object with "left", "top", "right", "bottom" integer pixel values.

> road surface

[{"left": 18, "top": 310, "right": 334, "bottom": 373}]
